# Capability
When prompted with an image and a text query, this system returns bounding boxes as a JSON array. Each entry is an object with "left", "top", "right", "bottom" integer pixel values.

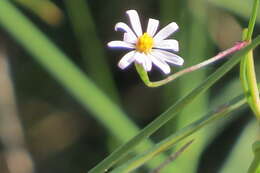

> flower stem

[{"left": 141, "top": 42, "right": 247, "bottom": 87}]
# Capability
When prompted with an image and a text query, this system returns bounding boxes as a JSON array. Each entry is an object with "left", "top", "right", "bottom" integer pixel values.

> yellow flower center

[{"left": 136, "top": 33, "right": 154, "bottom": 53}]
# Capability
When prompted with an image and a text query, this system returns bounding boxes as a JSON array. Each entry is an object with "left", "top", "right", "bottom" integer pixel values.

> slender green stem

[
  {"left": 240, "top": 0, "right": 260, "bottom": 120},
  {"left": 246, "top": 50, "right": 260, "bottom": 119},
  {"left": 246, "top": 0, "right": 260, "bottom": 40},
  {"left": 89, "top": 37, "right": 260, "bottom": 173},
  {"left": 137, "top": 42, "right": 247, "bottom": 87},
  {"left": 240, "top": 53, "right": 249, "bottom": 96},
  {"left": 240, "top": 29, "right": 250, "bottom": 94},
  {"left": 240, "top": 1, "right": 260, "bottom": 172}
]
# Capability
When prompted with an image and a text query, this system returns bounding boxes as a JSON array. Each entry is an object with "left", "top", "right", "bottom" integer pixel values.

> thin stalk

[
  {"left": 246, "top": 50, "right": 260, "bottom": 119},
  {"left": 240, "top": 0, "right": 260, "bottom": 172},
  {"left": 246, "top": 0, "right": 260, "bottom": 40},
  {"left": 240, "top": 0, "right": 260, "bottom": 120},
  {"left": 137, "top": 42, "right": 247, "bottom": 87}
]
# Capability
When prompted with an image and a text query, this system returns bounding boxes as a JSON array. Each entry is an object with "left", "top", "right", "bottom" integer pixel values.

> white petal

[
  {"left": 126, "top": 10, "right": 143, "bottom": 37},
  {"left": 107, "top": 41, "right": 135, "bottom": 49},
  {"left": 153, "top": 22, "right": 179, "bottom": 42},
  {"left": 146, "top": 18, "right": 159, "bottom": 37},
  {"left": 115, "top": 22, "right": 137, "bottom": 41},
  {"left": 148, "top": 54, "right": 171, "bottom": 74},
  {"left": 134, "top": 52, "right": 152, "bottom": 71},
  {"left": 144, "top": 55, "right": 152, "bottom": 71},
  {"left": 118, "top": 51, "right": 136, "bottom": 69},
  {"left": 134, "top": 51, "right": 144, "bottom": 64},
  {"left": 141, "top": 54, "right": 152, "bottom": 71},
  {"left": 154, "top": 39, "right": 179, "bottom": 52},
  {"left": 152, "top": 50, "right": 184, "bottom": 66},
  {"left": 123, "top": 33, "right": 136, "bottom": 44}
]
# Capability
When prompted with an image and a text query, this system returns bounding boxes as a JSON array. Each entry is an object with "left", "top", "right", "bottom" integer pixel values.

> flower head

[{"left": 108, "top": 10, "right": 184, "bottom": 74}]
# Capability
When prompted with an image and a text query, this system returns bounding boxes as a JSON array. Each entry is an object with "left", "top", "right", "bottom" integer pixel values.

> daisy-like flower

[{"left": 107, "top": 9, "right": 184, "bottom": 74}]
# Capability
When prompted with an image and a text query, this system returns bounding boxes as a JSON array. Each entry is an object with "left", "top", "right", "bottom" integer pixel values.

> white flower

[{"left": 107, "top": 10, "right": 184, "bottom": 74}]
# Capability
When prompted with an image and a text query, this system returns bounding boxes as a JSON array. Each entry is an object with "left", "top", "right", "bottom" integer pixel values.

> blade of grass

[
  {"left": 63, "top": 0, "right": 120, "bottom": 102},
  {"left": 111, "top": 85, "right": 254, "bottom": 173},
  {"left": 89, "top": 35, "right": 260, "bottom": 173}
]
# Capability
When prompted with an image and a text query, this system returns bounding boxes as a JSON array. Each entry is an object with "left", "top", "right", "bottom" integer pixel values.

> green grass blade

[
  {"left": 111, "top": 92, "right": 249, "bottom": 173},
  {"left": 89, "top": 35, "right": 260, "bottom": 173},
  {"left": 63, "top": 0, "right": 120, "bottom": 102}
]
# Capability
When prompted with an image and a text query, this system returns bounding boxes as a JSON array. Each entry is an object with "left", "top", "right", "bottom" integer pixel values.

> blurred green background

[{"left": 0, "top": 0, "right": 259, "bottom": 173}]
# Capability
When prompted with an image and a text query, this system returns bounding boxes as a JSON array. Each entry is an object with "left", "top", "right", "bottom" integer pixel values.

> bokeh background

[{"left": 0, "top": 0, "right": 259, "bottom": 173}]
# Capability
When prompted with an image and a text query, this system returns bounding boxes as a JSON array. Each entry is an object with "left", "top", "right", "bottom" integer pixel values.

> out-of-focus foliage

[
  {"left": 14, "top": 0, "right": 63, "bottom": 25},
  {"left": 0, "top": 0, "right": 259, "bottom": 173}
]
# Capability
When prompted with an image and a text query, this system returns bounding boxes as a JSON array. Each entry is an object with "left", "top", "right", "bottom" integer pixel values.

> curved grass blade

[
  {"left": 64, "top": 0, "right": 120, "bottom": 102},
  {"left": 110, "top": 91, "right": 250, "bottom": 173}
]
